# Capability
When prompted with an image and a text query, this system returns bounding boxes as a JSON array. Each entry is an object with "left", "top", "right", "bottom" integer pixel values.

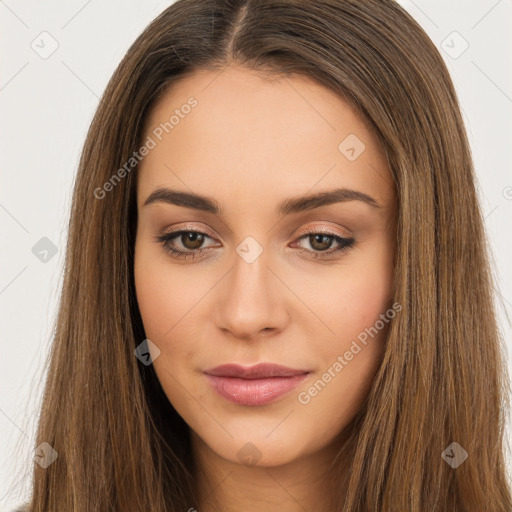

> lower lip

[{"left": 204, "top": 374, "right": 309, "bottom": 406}]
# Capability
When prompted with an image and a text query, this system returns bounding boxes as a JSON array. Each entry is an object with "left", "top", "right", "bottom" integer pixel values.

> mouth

[{"left": 203, "top": 363, "right": 310, "bottom": 406}]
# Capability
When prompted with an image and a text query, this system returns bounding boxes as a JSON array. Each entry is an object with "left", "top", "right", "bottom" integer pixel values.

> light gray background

[{"left": 1, "top": 0, "right": 511, "bottom": 509}]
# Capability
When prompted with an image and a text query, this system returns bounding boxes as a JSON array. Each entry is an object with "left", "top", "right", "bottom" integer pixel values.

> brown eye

[
  {"left": 180, "top": 232, "right": 206, "bottom": 250},
  {"left": 156, "top": 229, "right": 217, "bottom": 259},
  {"left": 292, "top": 231, "right": 355, "bottom": 260},
  {"left": 308, "top": 234, "right": 335, "bottom": 252}
]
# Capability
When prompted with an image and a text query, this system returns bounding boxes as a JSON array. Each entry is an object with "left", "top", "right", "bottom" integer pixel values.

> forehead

[{"left": 136, "top": 65, "right": 394, "bottom": 214}]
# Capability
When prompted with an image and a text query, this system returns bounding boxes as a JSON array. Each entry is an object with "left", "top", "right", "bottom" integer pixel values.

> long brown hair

[{"left": 18, "top": 0, "right": 511, "bottom": 510}]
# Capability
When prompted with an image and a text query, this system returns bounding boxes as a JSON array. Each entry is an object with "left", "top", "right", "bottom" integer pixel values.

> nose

[{"left": 214, "top": 242, "right": 289, "bottom": 342}]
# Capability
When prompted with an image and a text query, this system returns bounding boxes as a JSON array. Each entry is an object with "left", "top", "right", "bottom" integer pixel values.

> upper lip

[{"left": 204, "top": 363, "right": 310, "bottom": 379}]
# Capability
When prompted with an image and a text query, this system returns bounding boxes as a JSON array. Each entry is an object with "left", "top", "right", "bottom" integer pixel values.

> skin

[{"left": 134, "top": 64, "right": 397, "bottom": 512}]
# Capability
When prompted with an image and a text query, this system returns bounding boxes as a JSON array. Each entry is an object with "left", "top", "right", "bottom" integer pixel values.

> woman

[{"left": 16, "top": 0, "right": 512, "bottom": 510}]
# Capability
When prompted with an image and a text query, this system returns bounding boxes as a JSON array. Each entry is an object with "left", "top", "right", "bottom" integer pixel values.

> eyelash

[{"left": 155, "top": 228, "right": 355, "bottom": 260}]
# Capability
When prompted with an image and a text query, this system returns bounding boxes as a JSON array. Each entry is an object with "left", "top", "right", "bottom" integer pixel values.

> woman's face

[{"left": 134, "top": 65, "right": 397, "bottom": 468}]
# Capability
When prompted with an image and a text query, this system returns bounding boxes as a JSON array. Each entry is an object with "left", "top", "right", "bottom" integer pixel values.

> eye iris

[
  {"left": 182, "top": 232, "right": 205, "bottom": 250},
  {"left": 309, "top": 234, "right": 333, "bottom": 251}
]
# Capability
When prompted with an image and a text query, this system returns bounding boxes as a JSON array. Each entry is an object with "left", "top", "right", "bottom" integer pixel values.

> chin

[{"left": 194, "top": 423, "right": 321, "bottom": 468}]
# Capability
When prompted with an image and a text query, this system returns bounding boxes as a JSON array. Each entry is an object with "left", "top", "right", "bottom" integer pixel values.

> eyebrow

[{"left": 143, "top": 186, "right": 382, "bottom": 215}]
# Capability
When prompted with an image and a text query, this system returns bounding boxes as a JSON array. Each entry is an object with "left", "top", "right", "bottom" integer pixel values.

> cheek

[
  {"left": 134, "top": 243, "right": 202, "bottom": 339},
  {"left": 340, "top": 272, "right": 393, "bottom": 337},
  {"left": 133, "top": 243, "right": 213, "bottom": 391},
  {"left": 134, "top": 260, "right": 170, "bottom": 339},
  {"left": 134, "top": 246, "right": 211, "bottom": 434},
  {"left": 297, "top": 245, "right": 393, "bottom": 411},
  {"left": 339, "top": 238, "right": 394, "bottom": 331},
  {"left": 297, "top": 254, "right": 393, "bottom": 355},
  {"left": 296, "top": 273, "right": 393, "bottom": 439}
]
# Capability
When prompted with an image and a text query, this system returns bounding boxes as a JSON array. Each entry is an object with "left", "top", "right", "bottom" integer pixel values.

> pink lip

[{"left": 204, "top": 363, "right": 310, "bottom": 406}]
